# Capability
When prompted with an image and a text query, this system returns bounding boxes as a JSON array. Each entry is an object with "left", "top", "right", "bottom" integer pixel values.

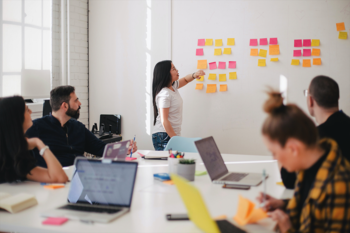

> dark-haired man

[
  {"left": 26, "top": 85, "right": 137, "bottom": 167},
  {"left": 281, "top": 75, "right": 350, "bottom": 189}
]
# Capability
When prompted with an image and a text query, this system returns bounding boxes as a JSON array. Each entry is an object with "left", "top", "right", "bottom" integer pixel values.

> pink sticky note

[
  {"left": 198, "top": 39, "right": 205, "bottom": 46},
  {"left": 196, "top": 48, "right": 204, "bottom": 56},
  {"left": 269, "top": 38, "right": 278, "bottom": 45},
  {"left": 42, "top": 217, "right": 68, "bottom": 225},
  {"left": 294, "top": 39, "right": 302, "bottom": 47},
  {"left": 125, "top": 157, "right": 137, "bottom": 161},
  {"left": 250, "top": 39, "right": 258, "bottom": 46},
  {"left": 218, "top": 62, "right": 226, "bottom": 69},
  {"left": 303, "top": 39, "right": 311, "bottom": 47},
  {"left": 260, "top": 38, "right": 268, "bottom": 45},
  {"left": 293, "top": 50, "right": 302, "bottom": 57},
  {"left": 209, "top": 62, "right": 217, "bottom": 70},
  {"left": 228, "top": 61, "right": 236, "bottom": 69},
  {"left": 303, "top": 49, "right": 311, "bottom": 56}
]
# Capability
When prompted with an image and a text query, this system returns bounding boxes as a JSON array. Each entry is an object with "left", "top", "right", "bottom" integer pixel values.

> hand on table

[{"left": 256, "top": 192, "right": 285, "bottom": 211}]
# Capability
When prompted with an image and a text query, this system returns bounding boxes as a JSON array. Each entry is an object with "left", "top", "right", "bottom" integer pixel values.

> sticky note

[
  {"left": 163, "top": 180, "right": 174, "bottom": 185},
  {"left": 293, "top": 50, "right": 302, "bottom": 57},
  {"left": 260, "top": 38, "right": 268, "bottom": 45},
  {"left": 339, "top": 32, "right": 348, "bottom": 40},
  {"left": 233, "top": 196, "right": 268, "bottom": 226},
  {"left": 42, "top": 217, "right": 68, "bottom": 225},
  {"left": 195, "top": 171, "right": 207, "bottom": 176},
  {"left": 197, "top": 76, "right": 204, "bottom": 81},
  {"left": 208, "top": 73, "right": 217, "bottom": 80},
  {"left": 276, "top": 181, "right": 284, "bottom": 186},
  {"left": 258, "top": 59, "right": 266, "bottom": 67},
  {"left": 303, "top": 39, "right": 311, "bottom": 47},
  {"left": 258, "top": 49, "right": 267, "bottom": 57},
  {"left": 197, "top": 60, "right": 207, "bottom": 69},
  {"left": 291, "top": 59, "right": 300, "bottom": 66},
  {"left": 196, "top": 48, "right": 204, "bottom": 56},
  {"left": 228, "top": 61, "right": 236, "bottom": 69},
  {"left": 227, "top": 38, "right": 235, "bottom": 46},
  {"left": 270, "top": 58, "right": 279, "bottom": 62},
  {"left": 214, "top": 48, "right": 222, "bottom": 55},
  {"left": 336, "top": 22, "right": 345, "bottom": 31},
  {"left": 249, "top": 39, "right": 258, "bottom": 46},
  {"left": 312, "top": 48, "right": 320, "bottom": 56},
  {"left": 223, "top": 48, "right": 232, "bottom": 54},
  {"left": 198, "top": 39, "right": 205, "bottom": 46},
  {"left": 195, "top": 83, "right": 203, "bottom": 90},
  {"left": 269, "top": 45, "right": 280, "bottom": 55},
  {"left": 218, "top": 62, "right": 226, "bottom": 69},
  {"left": 44, "top": 185, "right": 65, "bottom": 190},
  {"left": 220, "top": 84, "right": 227, "bottom": 92},
  {"left": 229, "top": 72, "right": 237, "bottom": 80},
  {"left": 303, "top": 49, "right": 311, "bottom": 56},
  {"left": 205, "top": 39, "right": 213, "bottom": 46},
  {"left": 303, "top": 59, "right": 311, "bottom": 67},
  {"left": 250, "top": 48, "right": 258, "bottom": 56},
  {"left": 209, "top": 62, "right": 217, "bottom": 70},
  {"left": 269, "top": 38, "right": 278, "bottom": 45},
  {"left": 214, "top": 215, "right": 227, "bottom": 220},
  {"left": 215, "top": 39, "right": 223, "bottom": 47},
  {"left": 294, "top": 39, "right": 302, "bottom": 47},
  {"left": 313, "top": 58, "right": 322, "bottom": 65},
  {"left": 219, "top": 74, "right": 227, "bottom": 82},
  {"left": 311, "top": 39, "right": 320, "bottom": 46},
  {"left": 206, "top": 84, "right": 216, "bottom": 93}
]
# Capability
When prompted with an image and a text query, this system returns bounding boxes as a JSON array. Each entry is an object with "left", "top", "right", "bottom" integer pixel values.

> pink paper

[
  {"left": 260, "top": 38, "right": 268, "bottom": 45},
  {"left": 303, "top": 39, "right": 311, "bottom": 47},
  {"left": 303, "top": 49, "right": 311, "bottom": 56},
  {"left": 294, "top": 39, "right": 302, "bottom": 47},
  {"left": 196, "top": 48, "right": 204, "bottom": 56},
  {"left": 269, "top": 38, "right": 278, "bottom": 45},
  {"left": 218, "top": 62, "right": 226, "bottom": 69},
  {"left": 42, "top": 217, "right": 68, "bottom": 225},
  {"left": 228, "top": 61, "right": 236, "bottom": 69},
  {"left": 250, "top": 39, "right": 258, "bottom": 46},
  {"left": 125, "top": 157, "right": 137, "bottom": 161},
  {"left": 293, "top": 50, "right": 302, "bottom": 57},
  {"left": 209, "top": 62, "right": 217, "bottom": 70},
  {"left": 198, "top": 39, "right": 205, "bottom": 46}
]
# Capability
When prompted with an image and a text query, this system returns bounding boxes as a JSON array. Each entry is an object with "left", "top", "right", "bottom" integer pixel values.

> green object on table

[{"left": 195, "top": 171, "right": 207, "bottom": 176}]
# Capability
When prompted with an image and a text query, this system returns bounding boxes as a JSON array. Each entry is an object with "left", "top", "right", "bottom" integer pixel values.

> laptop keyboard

[
  {"left": 59, "top": 205, "right": 122, "bottom": 214},
  {"left": 216, "top": 220, "right": 246, "bottom": 233},
  {"left": 221, "top": 173, "right": 248, "bottom": 182}
]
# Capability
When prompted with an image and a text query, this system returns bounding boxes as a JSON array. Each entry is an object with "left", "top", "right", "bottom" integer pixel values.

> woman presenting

[{"left": 152, "top": 60, "right": 205, "bottom": 151}]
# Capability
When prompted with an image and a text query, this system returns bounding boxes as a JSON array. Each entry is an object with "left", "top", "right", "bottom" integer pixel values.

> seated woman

[
  {"left": 256, "top": 91, "right": 350, "bottom": 233},
  {"left": 0, "top": 96, "right": 68, "bottom": 183}
]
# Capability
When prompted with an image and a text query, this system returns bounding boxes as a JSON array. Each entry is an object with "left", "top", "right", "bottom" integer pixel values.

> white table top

[{"left": 0, "top": 150, "right": 293, "bottom": 233}]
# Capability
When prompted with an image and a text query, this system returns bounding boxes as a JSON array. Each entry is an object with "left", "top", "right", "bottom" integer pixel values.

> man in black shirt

[{"left": 281, "top": 75, "right": 350, "bottom": 189}]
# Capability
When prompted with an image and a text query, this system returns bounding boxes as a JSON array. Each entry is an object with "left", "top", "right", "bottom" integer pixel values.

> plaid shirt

[{"left": 285, "top": 138, "right": 350, "bottom": 233}]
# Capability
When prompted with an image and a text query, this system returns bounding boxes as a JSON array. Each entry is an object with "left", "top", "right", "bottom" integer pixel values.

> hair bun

[{"left": 263, "top": 90, "right": 284, "bottom": 114}]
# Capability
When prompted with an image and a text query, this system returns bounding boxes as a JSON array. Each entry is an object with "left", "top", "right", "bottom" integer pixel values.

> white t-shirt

[{"left": 152, "top": 81, "right": 183, "bottom": 136}]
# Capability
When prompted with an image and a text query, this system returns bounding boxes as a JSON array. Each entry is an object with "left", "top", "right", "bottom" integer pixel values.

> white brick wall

[{"left": 52, "top": 0, "right": 61, "bottom": 89}]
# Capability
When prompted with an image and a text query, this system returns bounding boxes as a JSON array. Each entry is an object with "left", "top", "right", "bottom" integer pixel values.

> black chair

[{"left": 42, "top": 100, "right": 52, "bottom": 116}]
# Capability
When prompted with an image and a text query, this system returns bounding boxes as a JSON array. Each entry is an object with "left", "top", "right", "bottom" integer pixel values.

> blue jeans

[{"left": 152, "top": 132, "right": 170, "bottom": 151}]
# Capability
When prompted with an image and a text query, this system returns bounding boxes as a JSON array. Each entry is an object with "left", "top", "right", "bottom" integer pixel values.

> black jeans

[{"left": 152, "top": 132, "right": 170, "bottom": 151}]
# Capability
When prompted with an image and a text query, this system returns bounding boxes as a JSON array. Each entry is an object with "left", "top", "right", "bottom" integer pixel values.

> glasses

[
  {"left": 171, "top": 67, "right": 177, "bottom": 71},
  {"left": 303, "top": 89, "right": 308, "bottom": 97}
]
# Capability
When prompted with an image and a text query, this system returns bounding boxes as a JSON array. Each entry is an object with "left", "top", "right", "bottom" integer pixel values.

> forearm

[
  {"left": 41, "top": 148, "right": 68, "bottom": 182},
  {"left": 162, "top": 119, "right": 176, "bottom": 137}
]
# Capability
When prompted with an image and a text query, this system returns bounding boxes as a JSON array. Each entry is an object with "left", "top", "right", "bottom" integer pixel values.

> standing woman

[{"left": 152, "top": 61, "right": 205, "bottom": 150}]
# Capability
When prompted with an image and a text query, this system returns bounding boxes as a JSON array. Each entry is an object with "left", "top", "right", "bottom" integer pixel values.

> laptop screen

[
  {"left": 68, "top": 159, "right": 138, "bottom": 207},
  {"left": 195, "top": 136, "right": 228, "bottom": 181}
]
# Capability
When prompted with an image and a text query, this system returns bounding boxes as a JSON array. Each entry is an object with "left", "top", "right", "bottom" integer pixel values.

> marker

[
  {"left": 130, "top": 135, "right": 136, "bottom": 158},
  {"left": 263, "top": 169, "right": 266, "bottom": 206}
]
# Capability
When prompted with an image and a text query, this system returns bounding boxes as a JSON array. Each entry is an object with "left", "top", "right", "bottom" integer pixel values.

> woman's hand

[
  {"left": 194, "top": 70, "right": 205, "bottom": 79},
  {"left": 269, "top": 209, "right": 292, "bottom": 233},
  {"left": 127, "top": 140, "right": 138, "bottom": 155},
  {"left": 256, "top": 192, "right": 285, "bottom": 211},
  {"left": 26, "top": 137, "right": 45, "bottom": 150}
]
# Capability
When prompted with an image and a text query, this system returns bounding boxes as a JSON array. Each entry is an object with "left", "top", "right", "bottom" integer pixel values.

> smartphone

[
  {"left": 222, "top": 184, "right": 250, "bottom": 190},
  {"left": 166, "top": 214, "right": 189, "bottom": 221}
]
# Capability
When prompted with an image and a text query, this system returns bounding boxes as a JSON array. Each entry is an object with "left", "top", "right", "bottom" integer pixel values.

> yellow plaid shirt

[{"left": 285, "top": 138, "right": 350, "bottom": 233}]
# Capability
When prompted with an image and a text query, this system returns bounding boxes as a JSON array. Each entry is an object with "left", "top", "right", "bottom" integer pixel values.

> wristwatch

[
  {"left": 39, "top": 146, "right": 49, "bottom": 156},
  {"left": 192, "top": 73, "right": 196, "bottom": 79}
]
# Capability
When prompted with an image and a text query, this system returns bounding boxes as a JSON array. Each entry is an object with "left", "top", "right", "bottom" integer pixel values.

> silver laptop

[
  {"left": 195, "top": 136, "right": 264, "bottom": 186},
  {"left": 41, "top": 158, "right": 138, "bottom": 223}
]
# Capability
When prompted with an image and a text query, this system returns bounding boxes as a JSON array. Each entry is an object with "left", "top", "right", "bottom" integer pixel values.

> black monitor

[
  {"left": 100, "top": 114, "right": 121, "bottom": 135},
  {"left": 43, "top": 99, "right": 52, "bottom": 116}
]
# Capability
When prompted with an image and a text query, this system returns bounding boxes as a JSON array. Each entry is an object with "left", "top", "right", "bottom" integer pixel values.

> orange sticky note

[
  {"left": 195, "top": 83, "right": 203, "bottom": 90},
  {"left": 197, "top": 76, "right": 204, "bottom": 81},
  {"left": 313, "top": 58, "right": 322, "bottom": 65},
  {"left": 44, "top": 185, "right": 65, "bottom": 190},
  {"left": 291, "top": 59, "right": 300, "bottom": 66},
  {"left": 336, "top": 22, "right": 345, "bottom": 31},
  {"left": 219, "top": 85, "right": 227, "bottom": 92},
  {"left": 197, "top": 60, "right": 207, "bottom": 69},
  {"left": 269, "top": 45, "right": 280, "bottom": 55},
  {"left": 213, "top": 215, "right": 227, "bottom": 220},
  {"left": 229, "top": 72, "right": 237, "bottom": 80},
  {"left": 233, "top": 195, "right": 268, "bottom": 226},
  {"left": 303, "top": 59, "right": 311, "bottom": 67},
  {"left": 250, "top": 49, "right": 258, "bottom": 56},
  {"left": 163, "top": 180, "right": 174, "bottom": 185},
  {"left": 312, "top": 48, "right": 320, "bottom": 56},
  {"left": 206, "top": 84, "right": 216, "bottom": 93}
]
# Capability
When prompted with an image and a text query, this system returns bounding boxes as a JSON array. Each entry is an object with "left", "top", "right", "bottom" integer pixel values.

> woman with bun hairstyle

[{"left": 256, "top": 90, "right": 350, "bottom": 233}]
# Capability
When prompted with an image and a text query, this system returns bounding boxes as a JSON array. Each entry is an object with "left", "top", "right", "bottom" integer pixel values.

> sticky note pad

[
  {"left": 195, "top": 83, "right": 204, "bottom": 90},
  {"left": 303, "top": 59, "right": 311, "bottom": 67},
  {"left": 227, "top": 38, "right": 235, "bottom": 46},
  {"left": 196, "top": 48, "right": 204, "bottom": 56},
  {"left": 312, "top": 48, "right": 320, "bottom": 56},
  {"left": 197, "top": 60, "right": 207, "bottom": 69},
  {"left": 311, "top": 39, "right": 320, "bottom": 46},
  {"left": 293, "top": 50, "right": 302, "bottom": 57},
  {"left": 219, "top": 74, "right": 227, "bottom": 82},
  {"left": 209, "top": 62, "right": 217, "bottom": 70},
  {"left": 233, "top": 196, "right": 268, "bottom": 226},
  {"left": 260, "top": 38, "right": 268, "bottom": 45},
  {"left": 269, "top": 38, "right": 278, "bottom": 45},
  {"left": 250, "top": 48, "right": 258, "bottom": 56},
  {"left": 229, "top": 72, "right": 237, "bottom": 80},
  {"left": 228, "top": 61, "right": 236, "bottom": 69},
  {"left": 198, "top": 39, "right": 205, "bottom": 46},
  {"left": 220, "top": 85, "right": 227, "bottom": 92},
  {"left": 303, "top": 49, "right": 311, "bottom": 56},
  {"left": 339, "top": 32, "right": 348, "bottom": 40},
  {"left": 218, "top": 62, "right": 226, "bottom": 69},
  {"left": 206, "top": 84, "right": 216, "bottom": 93},
  {"left": 197, "top": 76, "right": 204, "bottom": 81},
  {"left": 223, "top": 48, "right": 231, "bottom": 54},
  {"left": 205, "top": 39, "right": 213, "bottom": 46},
  {"left": 303, "top": 39, "right": 311, "bottom": 47},
  {"left": 291, "top": 59, "right": 300, "bottom": 66},
  {"left": 42, "top": 217, "right": 68, "bottom": 225},
  {"left": 258, "top": 59, "right": 266, "bottom": 67},
  {"left": 270, "top": 58, "right": 279, "bottom": 62},
  {"left": 249, "top": 39, "right": 258, "bottom": 46},
  {"left": 313, "top": 58, "right": 322, "bottom": 65},
  {"left": 294, "top": 39, "right": 302, "bottom": 47},
  {"left": 208, "top": 73, "right": 217, "bottom": 80},
  {"left": 336, "top": 22, "right": 345, "bottom": 31},
  {"left": 163, "top": 180, "right": 174, "bottom": 185},
  {"left": 269, "top": 45, "right": 280, "bottom": 55},
  {"left": 44, "top": 185, "right": 65, "bottom": 190},
  {"left": 214, "top": 48, "right": 222, "bottom": 55},
  {"left": 258, "top": 49, "right": 267, "bottom": 57},
  {"left": 215, "top": 39, "right": 223, "bottom": 47},
  {"left": 125, "top": 157, "right": 137, "bottom": 161}
]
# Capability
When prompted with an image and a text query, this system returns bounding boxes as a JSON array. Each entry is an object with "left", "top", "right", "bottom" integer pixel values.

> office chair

[
  {"left": 164, "top": 136, "right": 202, "bottom": 153},
  {"left": 42, "top": 100, "right": 52, "bottom": 116}
]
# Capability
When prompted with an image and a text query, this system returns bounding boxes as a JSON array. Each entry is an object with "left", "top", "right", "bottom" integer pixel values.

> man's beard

[{"left": 66, "top": 105, "right": 80, "bottom": 119}]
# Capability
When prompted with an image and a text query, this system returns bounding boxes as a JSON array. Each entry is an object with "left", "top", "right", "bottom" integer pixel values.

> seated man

[
  {"left": 281, "top": 75, "right": 350, "bottom": 189},
  {"left": 26, "top": 85, "right": 137, "bottom": 167}
]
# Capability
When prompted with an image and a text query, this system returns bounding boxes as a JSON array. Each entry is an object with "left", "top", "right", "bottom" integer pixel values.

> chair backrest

[
  {"left": 164, "top": 136, "right": 202, "bottom": 153},
  {"left": 42, "top": 99, "right": 52, "bottom": 117}
]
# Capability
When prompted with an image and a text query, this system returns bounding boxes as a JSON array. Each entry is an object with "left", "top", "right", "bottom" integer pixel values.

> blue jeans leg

[{"left": 152, "top": 132, "right": 170, "bottom": 151}]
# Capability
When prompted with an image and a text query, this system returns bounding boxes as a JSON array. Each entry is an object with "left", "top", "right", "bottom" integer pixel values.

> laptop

[
  {"left": 171, "top": 174, "right": 246, "bottom": 233},
  {"left": 195, "top": 136, "right": 264, "bottom": 186},
  {"left": 102, "top": 140, "right": 130, "bottom": 160},
  {"left": 41, "top": 158, "right": 138, "bottom": 223}
]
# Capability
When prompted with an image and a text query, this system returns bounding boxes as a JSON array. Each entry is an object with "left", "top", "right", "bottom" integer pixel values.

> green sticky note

[{"left": 195, "top": 171, "right": 208, "bottom": 176}]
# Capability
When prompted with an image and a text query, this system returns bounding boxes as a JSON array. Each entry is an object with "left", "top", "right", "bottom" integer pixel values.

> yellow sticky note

[
  {"left": 214, "top": 48, "right": 222, "bottom": 56},
  {"left": 219, "top": 85, "right": 227, "bottom": 92},
  {"left": 215, "top": 39, "right": 223, "bottom": 47},
  {"left": 219, "top": 74, "right": 227, "bottom": 82},
  {"left": 195, "top": 83, "right": 204, "bottom": 90},
  {"left": 336, "top": 22, "right": 345, "bottom": 31},
  {"left": 270, "top": 58, "right": 279, "bottom": 62},
  {"left": 291, "top": 59, "right": 300, "bottom": 66},
  {"left": 312, "top": 48, "right": 320, "bottom": 56},
  {"left": 303, "top": 59, "right": 311, "bottom": 67},
  {"left": 205, "top": 39, "right": 213, "bottom": 46},
  {"left": 197, "top": 76, "right": 204, "bottom": 81},
  {"left": 197, "top": 60, "right": 207, "bottom": 69},
  {"left": 311, "top": 39, "right": 320, "bottom": 46},
  {"left": 269, "top": 45, "right": 280, "bottom": 55},
  {"left": 250, "top": 48, "right": 258, "bottom": 56},
  {"left": 339, "top": 32, "right": 348, "bottom": 40},
  {"left": 258, "top": 49, "right": 267, "bottom": 58},
  {"left": 227, "top": 38, "right": 235, "bottom": 46},
  {"left": 208, "top": 73, "right": 217, "bottom": 80},
  {"left": 258, "top": 59, "right": 266, "bottom": 67},
  {"left": 276, "top": 181, "right": 284, "bottom": 186},
  {"left": 223, "top": 48, "right": 231, "bottom": 55},
  {"left": 229, "top": 72, "right": 237, "bottom": 80},
  {"left": 206, "top": 84, "right": 216, "bottom": 93},
  {"left": 313, "top": 58, "right": 322, "bottom": 65}
]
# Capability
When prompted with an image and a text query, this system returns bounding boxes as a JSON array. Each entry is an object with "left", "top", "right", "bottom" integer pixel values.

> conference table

[{"left": 0, "top": 150, "right": 293, "bottom": 233}]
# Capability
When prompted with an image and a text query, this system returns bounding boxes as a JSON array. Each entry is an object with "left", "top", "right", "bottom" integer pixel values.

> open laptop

[
  {"left": 102, "top": 140, "right": 130, "bottom": 160},
  {"left": 171, "top": 174, "right": 246, "bottom": 233},
  {"left": 41, "top": 158, "right": 138, "bottom": 223},
  {"left": 195, "top": 136, "right": 264, "bottom": 186}
]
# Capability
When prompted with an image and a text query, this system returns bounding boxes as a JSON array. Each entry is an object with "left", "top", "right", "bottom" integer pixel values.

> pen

[
  {"left": 263, "top": 169, "right": 266, "bottom": 206},
  {"left": 130, "top": 135, "right": 136, "bottom": 158}
]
